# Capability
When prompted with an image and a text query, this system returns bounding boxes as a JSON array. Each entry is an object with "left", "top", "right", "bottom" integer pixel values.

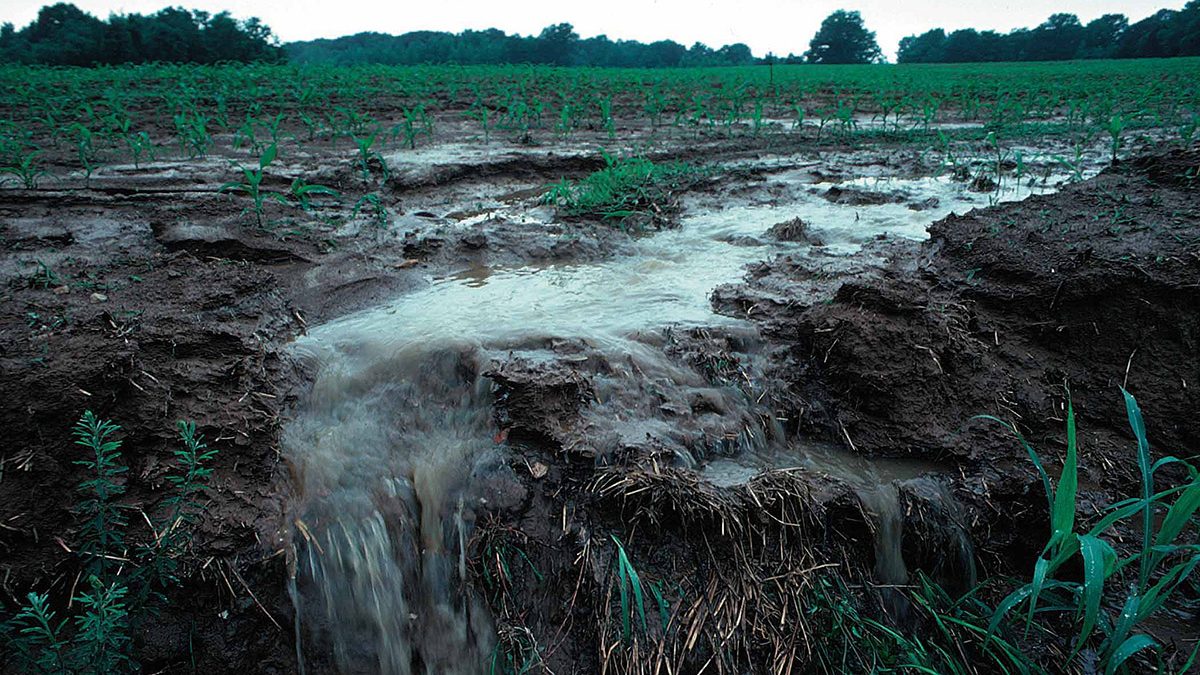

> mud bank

[
  {"left": 715, "top": 148, "right": 1200, "bottom": 570},
  {"left": 450, "top": 149, "right": 1199, "bottom": 673},
  {"left": 2, "top": 133, "right": 1194, "bottom": 674}
]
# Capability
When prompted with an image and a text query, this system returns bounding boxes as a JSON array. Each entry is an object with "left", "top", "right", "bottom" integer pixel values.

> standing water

[{"left": 283, "top": 170, "right": 1067, "bottom": 672}]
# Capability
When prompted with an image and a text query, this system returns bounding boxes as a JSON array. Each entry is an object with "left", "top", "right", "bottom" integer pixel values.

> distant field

[{"left": 2, "top": 59, "right": 1198, "bottom": 173}]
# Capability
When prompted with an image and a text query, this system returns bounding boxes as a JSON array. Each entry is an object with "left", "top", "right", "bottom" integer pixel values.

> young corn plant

[
  {"left": 288, "top": 178, "right": 339, "bottom": 212},
  {"left": 1, "top": 150, "right": 49, "bottom": 189},
  {"left": 391, "top": 105, "right": 432, "bottom": 150},
  {"left": 123, "top": 131, "right": 154, "bottom": 169},
  {"left": 70, "top": 123, "right": 101, "bottom": 185},
  {"left": 220, "top": 143, "right": 286, "bottom": 228},
  {"left": 353, "top": 193, "right": 390, "bottom": 229},
  {"left": 1106, "top": 113, "right": 1128, "bottom": 163},
  {"left": 468, "top": 103, "right": 493, "bottom": 145},
  {"left": 173, "top": 110, "right": 211, "bottom": 159},
  {"left": 980, "top": 390, "right": 1200, "bottom": 674},
  {"left": 352, "top": 131, "right": 389, "bottom": 183}
]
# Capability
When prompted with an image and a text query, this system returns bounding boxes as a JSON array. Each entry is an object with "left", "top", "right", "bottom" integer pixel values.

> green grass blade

[
  {"left": 988, "top": 584, "right": 1034, "bottom": 641},
  {"left": 1076, "top": 534, "right": 1115, "bottom": 653},
  {"left": 1105, "top": 633, "right": 1158, "bottom": 675},
  {"left": 974, "top": 415, "right": 1053, "bottom": 514},
  {"left": 1025, "top": 557, "right": 1051, "bottom": 632},
  {"left": 260, "top": 143, "right": 277, "bottom": 168},
  {"left": 1049, "top": 399, "right": 1079, "bottom": 549},
  {"left": 1121, "top": 388, "right": 1154, "bottom": 590},
  {"left": 1133, "top": 555, "right": 1200, "bottom": 624},
  {"left": 1155, "top": 479, "right": 1200, "bottom": 549}
]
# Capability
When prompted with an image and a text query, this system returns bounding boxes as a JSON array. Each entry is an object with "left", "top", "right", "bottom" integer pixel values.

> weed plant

[{"left": 0, "top": 412, "right": 219, "bottom": 674}]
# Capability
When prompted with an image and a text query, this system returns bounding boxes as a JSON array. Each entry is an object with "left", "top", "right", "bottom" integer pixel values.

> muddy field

[{"left": 1, "top": 106, "right": 1198, "bottom": 674}]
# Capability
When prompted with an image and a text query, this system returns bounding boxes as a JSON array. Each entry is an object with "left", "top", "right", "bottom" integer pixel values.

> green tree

[
  {"left": 804, "top": 10, "right": 882, "bottom": 64},
  {"left": 1026, "top": 13, "right": 1085, "bottom": 61},
  {"left": 534, "top": 23, "right": 578, "bottom": 65},
  {"left": 897, "top": 29, "right": 946, "bottom": 63},
  {"left": 1079, "top": 14, "right": 1128, "bottom": 59}
]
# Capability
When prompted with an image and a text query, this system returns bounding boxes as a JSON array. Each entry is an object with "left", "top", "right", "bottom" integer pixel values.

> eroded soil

[{"left": 1, "top": 110, "right": 1196, "bottom": 674}]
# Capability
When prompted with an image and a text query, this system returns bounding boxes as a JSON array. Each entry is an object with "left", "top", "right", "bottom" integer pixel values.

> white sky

[{"left": 0, "top": 0, "right": 1183, "bottom": 60}]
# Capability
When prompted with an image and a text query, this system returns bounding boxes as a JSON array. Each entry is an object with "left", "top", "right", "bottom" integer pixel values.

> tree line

[
  {"left": 0, "top": 2, "right": 283, "bottom": 66},
  {"left": 899, "top": 2, "right": 1200, "bottom": 63},
  {"left": 1, "top": 2, "right": 1198, "bottom": 67},
  {"left": 285, "top": 24, "right": 756, "bottom": 67}
]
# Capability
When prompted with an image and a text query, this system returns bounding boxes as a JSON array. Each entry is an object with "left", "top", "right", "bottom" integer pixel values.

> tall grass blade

[
  {"left": 1121, "top": 388, "right": 1154, "bottom": 590},
  {"left": 1105, "top": 634, "right": 1157, "bottom": 675},
  {"left": 1076, "top": 534, "right": 1114, "bottom": 652}
]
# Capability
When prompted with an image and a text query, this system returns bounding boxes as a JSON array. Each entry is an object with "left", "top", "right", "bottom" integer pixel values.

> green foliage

[
  {"left": 611, "top": 535, "right": 648, "bottom": 644},
  {"left": 391, "top": 105, "right": 433, "bottom": 150},
  {"left": 542, "top": 152, "right": 700, "bottom": 228},
  {"left": 288, "top": 178, "right": 339, "bottom": 212},
  {"left": 805, "top": 10, "right": 882, "bottom": 64},
  {"left": 72, "top": 411, "right": 128, "bottom": 579},
  {"left": 352, "top": 131, "right": 388, "bottom": 182},
  {"left": 0, "top": 149, "right": 48, "bottom": 189},
  {"left": 978, "top": 390, "right": 1200, "bottom": 673},
  {"left": 0, "top": 3, "right": 283, "bottom": 66},
  {"left": 1106, "top": 113, "right": 1128, "bottom": 162},
  {"left": 1, "top": 411, "right": 219, "bottom": 674},
  {"left": 173, "top": 110, "right": 211, "bottom": 159},
  {"left": 899, "top": 4, "right": 1200, "bottom": 63},
  {"left": 219, "top": 143, "right": 287, "bottom": 227},
  {"left": 285, "top": 23, "right": 756, "bottom": 68},
  {"left": 352, "top": 192, "right": 389, "bottom": 229}
]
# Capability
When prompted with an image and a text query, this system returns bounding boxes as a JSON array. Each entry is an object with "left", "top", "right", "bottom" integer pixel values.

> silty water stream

[{"left": 283, "top": 172, "right": 1063, "bottom": 673}]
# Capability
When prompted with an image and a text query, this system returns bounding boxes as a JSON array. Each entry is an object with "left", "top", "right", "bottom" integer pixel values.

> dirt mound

[
  {"left": 717, "top": 147, "right": 1200, "bottom": 565},
  {"left": 822, "top": 185, "right": 906, "bottom": 206},
  {"left": 0, "top": 247, "right": 299, "bottom": 671},
  {"left": 766, "top": 216, "right": 825, "bottom": 245}
]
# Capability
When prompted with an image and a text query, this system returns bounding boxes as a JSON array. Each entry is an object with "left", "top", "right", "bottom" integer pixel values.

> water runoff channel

[{"left": 282, "top": 170, "right": 1066, "bottom": 673}]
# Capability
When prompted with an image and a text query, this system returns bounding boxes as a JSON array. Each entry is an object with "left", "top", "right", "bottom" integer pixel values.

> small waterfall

[
  {"left": 286, "top": 343, "right": 497, "bottom": 674},
  {"left": 858, "top": 482, "right": 909, "bottom": 587},
  {"left": 276, "top": 168, "right": 1020, "bottom": 671}
]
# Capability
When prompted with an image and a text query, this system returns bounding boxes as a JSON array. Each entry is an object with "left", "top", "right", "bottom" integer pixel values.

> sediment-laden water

[{"left": 282, "top": 170, "right": 1069, "bottom": 673}]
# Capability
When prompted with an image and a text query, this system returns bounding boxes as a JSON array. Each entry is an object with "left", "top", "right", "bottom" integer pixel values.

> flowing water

[{"left": 282, "top": 169, "right": 1068, "bottom": 673}]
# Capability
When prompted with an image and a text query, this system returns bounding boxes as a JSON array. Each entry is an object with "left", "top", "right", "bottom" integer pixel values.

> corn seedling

[
  {"left": 233, "top": 115, "right": 263, "bottom": 154},
  {"left": 352, "top": 131, "right": 389, "bottom": 183},
  {"left": 288, "top": 178, "right": 339, "bottom": 212},
  {"left": 70, "top": 123, "right": 101, "bottom": 185},
  {"left": 1, "top": 150, "right": 49, "bottom": 189},
  {"left": 468, "top": 103, "right": 493, "bottom": 145},
  {"left": 220, "top": 143, "right": 287, "bottom": 227},
  {"left": 123, "top": 131, "right": 154, "bottom": 169},
  {"left": 173, "top": 110, "right": 211, "bottom": 159},
  {"left": 27, "top": 259, "right": 64, "bottom": 289},
  {"left": 260, "top": 112, "right": 288, "bottom": 147},
  {"left": 1106, "top": 113, "right": 1128, "bottom": 163},
  {"left": 391, "top": 105, "right": 432, "bottom": 150},
  {"left": 353, "top": 193, "right": 390, "bottom": 229},
  {"left": 1053, "top": 141, "right": 1088, "bottom": 182},
  {"left": 978, "top": 390, "right": 1200, "bottom": 674}
]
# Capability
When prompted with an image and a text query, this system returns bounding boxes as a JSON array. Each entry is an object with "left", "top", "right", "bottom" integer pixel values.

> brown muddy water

[{"left": 282, "top": 169, "right": 1076, "bottom": 673}]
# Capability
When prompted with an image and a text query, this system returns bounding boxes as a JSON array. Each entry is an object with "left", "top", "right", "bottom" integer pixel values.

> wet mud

[{"left": 1, "top": 112, "right": 1196, "bottom": 674}]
